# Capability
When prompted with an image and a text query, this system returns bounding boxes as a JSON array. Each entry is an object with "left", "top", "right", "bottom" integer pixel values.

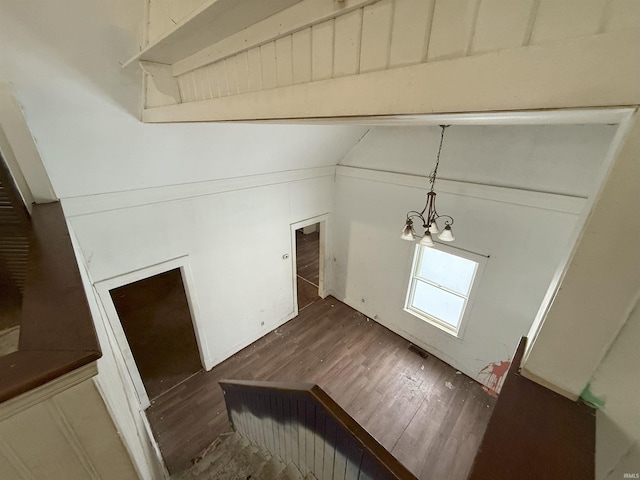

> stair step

[
  {"left": 182, "top": 432, "right": 241, "bottom": 478},
  {"left": 174, "top": 431, "right": 309, "bottom": 480},
  {"left": 245, "top": 448, "right": 272, "bottom": 475},
  {"left": 207, "top": 442, "right": 259, "bottom": 479},
  {"left": 252, "top": 455, "right": 287, "bottom": 480},
  {"left": 275, "top": 463, "right": 304, "bottom": 480},
  {"left": 200, "top": 436, "right": 251, "bottom": 478}
]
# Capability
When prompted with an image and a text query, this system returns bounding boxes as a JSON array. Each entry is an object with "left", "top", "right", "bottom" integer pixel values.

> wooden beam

[
  {"left": 123, "top": 0, "right": 304, "bottom": 67},
  {"left": 143, "top": 29, "right": 640, "bottom": 123}
]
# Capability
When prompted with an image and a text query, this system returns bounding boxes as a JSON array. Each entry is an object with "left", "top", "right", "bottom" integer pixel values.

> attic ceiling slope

[
  {"left": 125, "top": 0, "right": 305, "bottom": 66},
  {"left": 133, "top": 0, "right": 640, "bottom": 122}
]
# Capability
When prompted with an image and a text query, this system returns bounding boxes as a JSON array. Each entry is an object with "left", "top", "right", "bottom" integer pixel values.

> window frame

[{"left": 404, "top": 243, "right": 486, "bottom": 338}]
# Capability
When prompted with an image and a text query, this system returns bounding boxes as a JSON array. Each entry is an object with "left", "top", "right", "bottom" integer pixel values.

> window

[{"left": 405, "top": 244, "right": 484, "bottom": 337}]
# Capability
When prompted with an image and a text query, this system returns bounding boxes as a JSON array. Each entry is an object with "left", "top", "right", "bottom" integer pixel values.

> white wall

[
  {"left": 330, "top": 125, "right": 614, "bottom": 390},
  {"left": 0, "top": 1, "right": 361, "bottom": 476},
  {"left": 64, "top": 170, "right": 333, "bottom": 479},
  {"left": 0, "top": 1, "right": 367, "bottom": 199},
  {"left": 589, "top": 292, "right": 640, "bottom": 480},
  {"left": 340, "top": 125, "right": 616, "bottom": 197},
  {"left": 66, "top": 172, "right": 334, "bottom": 367}
]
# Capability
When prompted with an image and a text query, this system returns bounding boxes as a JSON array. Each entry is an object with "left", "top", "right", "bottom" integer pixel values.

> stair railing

[{"left": 219, "top": 379, "right": 418, "bottom": 480}]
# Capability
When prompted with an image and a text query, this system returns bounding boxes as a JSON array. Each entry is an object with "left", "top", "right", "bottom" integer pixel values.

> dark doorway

[
  {"left": 0, "top": 151, "right": 30, "bottom": 357},
  {"left": 110, "top": 268, "right": 202, "bottom": 402},
  {"left": 295, "top": 223, "right": 320, "bottom": 311}
]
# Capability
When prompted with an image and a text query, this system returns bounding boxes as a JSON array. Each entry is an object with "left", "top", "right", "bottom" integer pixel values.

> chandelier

[{"left": 401, "top": 125, "right": 455, "bottom": 247}]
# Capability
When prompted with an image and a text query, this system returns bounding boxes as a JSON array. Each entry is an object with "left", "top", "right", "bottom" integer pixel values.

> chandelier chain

[{"left": 429, "top": 125, "right": 449, "bottom": 192}]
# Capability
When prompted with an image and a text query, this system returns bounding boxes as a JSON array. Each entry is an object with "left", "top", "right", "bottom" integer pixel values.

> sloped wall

[
  {"left": 329, "top": 124, "right": 615, "bottom": 392},
  {"left": 340, "top": 124, "right": 615, "bottom": 197}
]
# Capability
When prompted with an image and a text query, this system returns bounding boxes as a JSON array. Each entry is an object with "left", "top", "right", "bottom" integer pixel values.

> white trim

[
  {"left": 95, "top": 256, "right": 212, "bottom": 410},
  {"left": 61, "top": 166, "right": 336, "bottom": 217},
  {"left": 0, "top": 83, "right": 56, "bottom": 206},
  {"left": 290, "top": 214, "right": 330, "bottom": 316},
  {"left": 140, "top": 412, "right": 170, "bottom": 479},
  {"left": 232, "top": 107, "right": 636, "bottom": 127},
  {"left": 0, "top": 363, "right": 98, "bottom": 423},
  {"left": 67, "top": 225, "right": 163, "bottom": 480},
  {"left": 522, "top": 108, "right": 638, "bottom": 369},
  {"left": 336, "top": 165, "right": 587, "bottom": 214}
]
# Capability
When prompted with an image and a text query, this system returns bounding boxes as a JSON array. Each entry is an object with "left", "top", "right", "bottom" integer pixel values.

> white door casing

[
  {"left": 290, "top": 213, "right": 330, "bottom": 316},
  {"left": 95, "top": 256, "right": 212, "bottom": 410}
]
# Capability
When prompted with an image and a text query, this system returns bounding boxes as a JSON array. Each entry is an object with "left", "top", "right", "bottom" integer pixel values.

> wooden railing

[
  {"left": 0, "top": 202, "right": 101, "bottom": 403},
  {"left": 220, "top": 379, "right": 417, "bottom": 480}
]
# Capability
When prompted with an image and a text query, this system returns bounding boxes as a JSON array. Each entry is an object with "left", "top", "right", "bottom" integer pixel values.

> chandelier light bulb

[
  {"left": 401, "top": 223, "right": 416, "bottom": 241},
  {"left": 438, "top": 225, "right": 455, "bottom": 242},
  {"left": 428, "top": 221, "right": 440, "bottom": 235},
  {"left": 419, "top": 231, "right": 435, "bottom": 247}
]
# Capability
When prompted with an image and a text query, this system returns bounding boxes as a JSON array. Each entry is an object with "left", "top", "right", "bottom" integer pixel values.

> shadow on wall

[{"left": 0, "top": 0, "right": 144, "bottom": 118}]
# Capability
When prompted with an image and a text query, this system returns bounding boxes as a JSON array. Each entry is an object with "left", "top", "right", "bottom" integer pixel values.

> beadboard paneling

[
  {"left": 165, "top": 0, "right": 639, "bottom": 119},
  {"left": 530, "top": 0, "right": 609, "bottom": 45},
  {"left": 333, "top": 9, "right": 362, "bottom": 78},
  {"left": 359, "top": 0, "right": 393, "bottom": 73},
  {"left": 470, "top": 0, "right": 536, "bottom": 54},
  {"left": 0, "top": 376, "right": 137, "bottom": 480},
  {"left": 389, "top": 0, "right": 433, "bottom": 67},
  {"left": 235, "top": 52, "right": 250, "bottom": 94},
  {"left": 260, "top": 42, "right": 278, "bottom": 90},
  {"left": 427, "top": 0, "right": 479, "bottom": 61},
  {"left": 292, "top": 28, "right": 313, "bottom": 84},
  {"left": 311, "top": 20, "right": 334, "bottom": 81},
  {"left": 276, "top": 35, "right": 294, "bottom": 87},
  {"left": 604, "top": 0, "right": 640, "bottom": 32},
  {"left": 247, "top": 47, "right": 263, "bottom": 92}
]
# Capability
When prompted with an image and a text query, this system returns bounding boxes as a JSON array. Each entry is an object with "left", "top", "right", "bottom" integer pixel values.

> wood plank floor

[
  {"left": 296, "top": 276, "right": 319, "bottom": 311},
  {"left": 296, "top": 227, "right": 320, "bottom": 311},
  {"left": 146, "top": 297, "right": 496, "bottom": 479},
  {"left": 296, "top": 229, "right": 319, "bottom": 286},
  {"left": 111, "top": 268, "right": 202, "bottom": 401}
]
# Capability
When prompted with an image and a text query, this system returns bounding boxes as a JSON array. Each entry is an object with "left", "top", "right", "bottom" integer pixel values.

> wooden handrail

[
  {"left": 220, "top": 379, "right": 418, "bottom": 480},
  {"left": 0, "top": 202, "right": 101, "bottom": 403}
]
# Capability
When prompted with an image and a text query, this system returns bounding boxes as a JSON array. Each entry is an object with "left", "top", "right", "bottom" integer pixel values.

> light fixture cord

[{"left": 429, "top": 125, "right": 448, "bottom": 193}]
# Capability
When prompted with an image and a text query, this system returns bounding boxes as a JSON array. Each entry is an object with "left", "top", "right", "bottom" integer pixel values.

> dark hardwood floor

[
  {"left": 296, "top": 276, "right": 319, "bottom": 311},
  {"left": 111, "top": 268, "right": 202, "bottom": 401},
  {"left": 146, "top": 296, "right": 496, "bottom": 479},
  {"left": 296, "top": 229, "right": 319, "bottom": 286},
  {"left": 296, "top": 227, "right": 321, "bottom": 311}
]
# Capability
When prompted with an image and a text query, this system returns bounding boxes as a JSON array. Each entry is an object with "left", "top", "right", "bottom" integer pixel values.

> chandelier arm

[
  {"left": 434, "top": 214, "right": 454, "bottom": 226},
  {"left": 406, "top": 211, "right": 426, "bottom": 223}
]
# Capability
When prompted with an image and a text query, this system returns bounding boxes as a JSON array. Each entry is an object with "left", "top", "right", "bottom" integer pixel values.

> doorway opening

[
  {"left": 110, "top": 268, "right": 203, "bottom": 402},
  {"left": 295, "top": 222, "right": 321, "bottom": 312}
]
